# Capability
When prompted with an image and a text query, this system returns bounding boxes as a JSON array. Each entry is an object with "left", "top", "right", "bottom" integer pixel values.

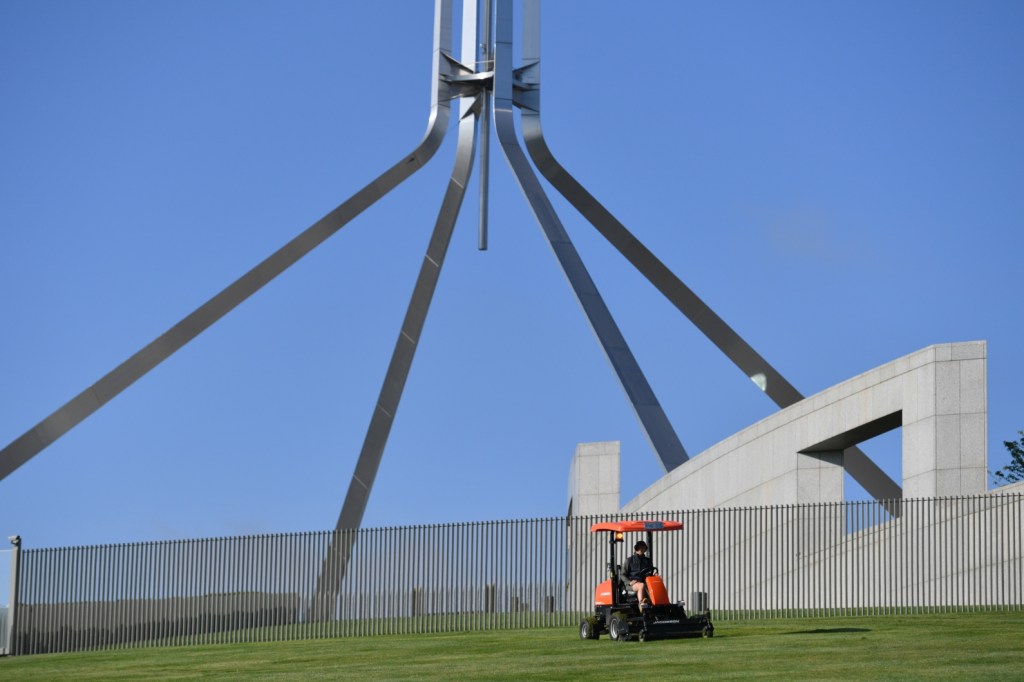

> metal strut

[
  {"left": 313, "top": 0, "right": 485, "bottom": 604},
  {"left": 514, "top": 0, "right": 901, "bottom": 505},
  {"left": 334, "top": 0, "right": 485, "bottom": 535},
  {"left": 0, "top": 0, "right": 457, "bottom": 485},
  {"left": 491, "top": 0, "right": 688, "bottom": 472}
]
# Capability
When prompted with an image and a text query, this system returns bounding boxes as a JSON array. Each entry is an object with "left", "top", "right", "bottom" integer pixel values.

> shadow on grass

[{"left": 783, "top": 628, "right": 871, "bottom": 635}]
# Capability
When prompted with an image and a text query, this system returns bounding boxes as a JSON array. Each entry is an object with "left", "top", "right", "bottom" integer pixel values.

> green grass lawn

[{"left": 2, "top": 611, "right": 1021, "bottom": 680}]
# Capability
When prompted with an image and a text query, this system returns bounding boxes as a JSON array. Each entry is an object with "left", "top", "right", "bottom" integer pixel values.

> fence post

[{"left": 4, "top": 535, "right": 21, "bottom": 656}]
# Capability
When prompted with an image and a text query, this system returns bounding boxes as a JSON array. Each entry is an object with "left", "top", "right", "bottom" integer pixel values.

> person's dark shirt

[{"left": 625, "top": 552, "right": 653, "bottom": 581}]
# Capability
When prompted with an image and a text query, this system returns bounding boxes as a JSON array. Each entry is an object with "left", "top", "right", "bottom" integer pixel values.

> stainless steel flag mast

[{"left": 1, "top": 0, "right": 902, "bottom": 553}]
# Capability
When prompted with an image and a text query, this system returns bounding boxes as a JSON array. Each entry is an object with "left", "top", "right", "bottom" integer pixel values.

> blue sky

[{"left": 2, "top": 1, "right": 1022, "bottom": 550}]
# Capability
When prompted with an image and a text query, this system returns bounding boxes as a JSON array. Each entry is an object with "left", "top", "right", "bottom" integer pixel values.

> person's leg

[{"left": 631, "top": 580, "right": 647, "bottom": 604}]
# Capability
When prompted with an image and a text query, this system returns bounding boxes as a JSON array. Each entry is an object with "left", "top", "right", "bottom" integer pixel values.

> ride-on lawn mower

[{"left": 580, "top": 520, "right": 713, "bottom": 642}]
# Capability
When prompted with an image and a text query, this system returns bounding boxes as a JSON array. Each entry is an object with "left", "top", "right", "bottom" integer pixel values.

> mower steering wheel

[{"left": 640, "top": 566, "right": 659, "bottom": 578}]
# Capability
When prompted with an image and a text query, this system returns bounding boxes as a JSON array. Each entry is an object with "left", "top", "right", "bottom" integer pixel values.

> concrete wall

[{"left": 568, "top": 342, "right": 988, "bottom": 516}]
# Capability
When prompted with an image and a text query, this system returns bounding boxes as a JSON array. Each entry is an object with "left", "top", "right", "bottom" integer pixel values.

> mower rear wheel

[{"left": 579, "top": 619, "right": 598, "bottom": 640}]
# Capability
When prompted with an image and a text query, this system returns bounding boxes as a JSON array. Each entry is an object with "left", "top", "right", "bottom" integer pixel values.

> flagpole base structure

[{"left": 2, "top": 0, "right": 904, "bottom": 606}]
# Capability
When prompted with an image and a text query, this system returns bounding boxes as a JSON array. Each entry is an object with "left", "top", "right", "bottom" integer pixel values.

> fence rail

[{"left": 5, "top": 494, "right": 1022, "bottom": 655}]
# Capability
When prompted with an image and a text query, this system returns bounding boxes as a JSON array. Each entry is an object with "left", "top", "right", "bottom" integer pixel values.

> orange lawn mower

[{"left": 580, "top": 520, "right": 713, "bottom": 642}]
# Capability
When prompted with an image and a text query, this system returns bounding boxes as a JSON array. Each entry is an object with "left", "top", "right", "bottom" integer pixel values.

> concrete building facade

[{"left": 569, "top": 341, "right": 989, "bottom": 514}]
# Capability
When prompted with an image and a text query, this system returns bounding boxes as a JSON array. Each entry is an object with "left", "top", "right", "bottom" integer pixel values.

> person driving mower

[
  {"left": 579, "top": 520, "right": 713, "bottom": 642},
  {"left": 625, "top": 540, "right": 653, "bottom": 608}
]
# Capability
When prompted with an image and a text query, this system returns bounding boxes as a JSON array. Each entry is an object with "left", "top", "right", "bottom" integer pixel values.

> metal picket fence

[{"left": 4, "top": 494, "right": 1022, "bottom": 655}]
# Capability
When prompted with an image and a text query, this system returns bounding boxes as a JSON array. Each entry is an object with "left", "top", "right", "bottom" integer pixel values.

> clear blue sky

[{"left": 2, "top": 1, "right": 1022, "bottom": 550}]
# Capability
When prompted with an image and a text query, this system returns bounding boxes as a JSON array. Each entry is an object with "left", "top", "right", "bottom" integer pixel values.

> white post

[{"left": 4, "top": 535, "right": 21, "bottom": 656}]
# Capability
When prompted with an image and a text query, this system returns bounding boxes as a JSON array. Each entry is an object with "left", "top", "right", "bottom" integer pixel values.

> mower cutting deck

[{"left": 580, "top": 520, "right": 713, "bottom": 642}]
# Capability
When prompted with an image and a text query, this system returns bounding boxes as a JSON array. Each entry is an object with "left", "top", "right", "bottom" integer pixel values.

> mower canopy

[{"left": 590, "top": 520, "right": 683, "bottom": 533}]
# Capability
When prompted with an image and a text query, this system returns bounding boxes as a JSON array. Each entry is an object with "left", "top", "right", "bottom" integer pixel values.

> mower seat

[{"left": 617, "top": 567, "right": 639, "bottom": 605}]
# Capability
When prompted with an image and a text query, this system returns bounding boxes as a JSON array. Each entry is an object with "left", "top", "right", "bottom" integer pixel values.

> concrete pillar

[
  {"left": 567, "top": 441, "right": 620, "bottom": 517},
  {"left": 902, "top": 342, "right": 987, "bottom": 497}
]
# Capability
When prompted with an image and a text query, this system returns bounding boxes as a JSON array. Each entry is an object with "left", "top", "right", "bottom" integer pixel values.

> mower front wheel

[{"left": 609, "top": 616, "right": 629, "bottom": 642}]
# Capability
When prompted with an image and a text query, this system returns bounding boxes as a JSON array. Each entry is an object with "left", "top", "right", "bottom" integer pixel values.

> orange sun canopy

[{"left": 589, "top": 520, "right": 683, "bottom": 533}]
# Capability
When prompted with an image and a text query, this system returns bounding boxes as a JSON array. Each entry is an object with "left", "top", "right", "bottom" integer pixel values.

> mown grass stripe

[{"left": 2, "top": 611, "right": 1022, "bottom": 680}]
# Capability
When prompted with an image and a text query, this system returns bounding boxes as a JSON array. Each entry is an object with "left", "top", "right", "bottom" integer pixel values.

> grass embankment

[{"left": 1, "top": 611, "right": 1021, "bottom": 680}]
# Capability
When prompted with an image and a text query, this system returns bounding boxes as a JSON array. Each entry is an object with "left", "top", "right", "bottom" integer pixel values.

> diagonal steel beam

[
  {"left": 493, "top": 0, "right": 688, "bottom": 473},
  {"left": 0, "top": 0, "right": 456, "bottom": 484},
  {"left": 335, "top": 4, "right": 483, "bottom": 535},
  {"left": 516, "top": 0, "right": 901, "bottom": 506},
  {"left": 312, "top": 0, "right": 484, "bottom": 603}
]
